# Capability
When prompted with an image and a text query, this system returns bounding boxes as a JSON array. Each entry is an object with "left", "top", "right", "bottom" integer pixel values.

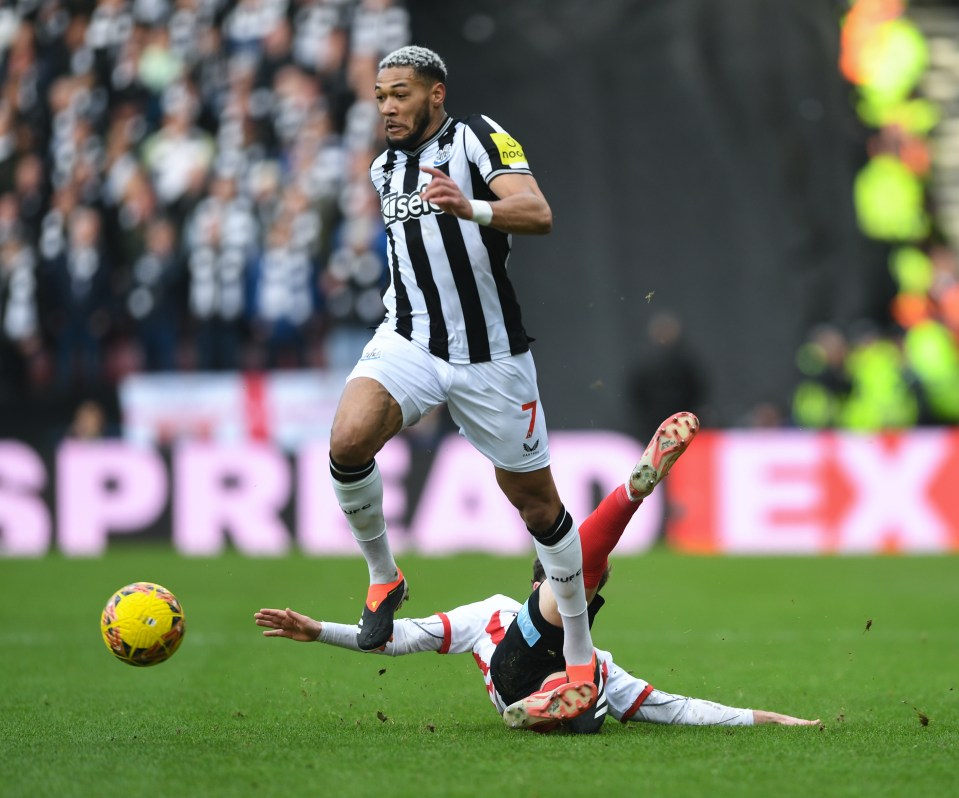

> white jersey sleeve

[
  {"left": 437, "top": 594, "right": 521, "bottom": 654},
  {"left": 462, "top": 114, "right": 532, "bottom": 184},
  {"left": 316, "top": 617, "right": 445, "bottom": 656},
  {"left": 317, "top": 594, "right": 520, "bottom": 716},
  {"left": 599, "top": 649, "right": 754, "bottom": 726},
  {"left": 316, "top": 594, "right": 522, "bottom": 661}
]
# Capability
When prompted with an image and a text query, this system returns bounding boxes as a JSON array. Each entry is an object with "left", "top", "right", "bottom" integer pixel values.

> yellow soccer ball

[{"left": 100, "top": 582, "right": 185, "bottom": 666}]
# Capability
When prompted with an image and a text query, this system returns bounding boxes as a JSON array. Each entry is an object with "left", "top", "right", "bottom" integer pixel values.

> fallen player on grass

[{"left": 255, "top": 413, "right": 819, "bottom": 731}]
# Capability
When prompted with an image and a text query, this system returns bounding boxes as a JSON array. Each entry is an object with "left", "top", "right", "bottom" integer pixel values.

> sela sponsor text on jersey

[{"left": 380, "top": 189, "right": 443, "bottom": 227}]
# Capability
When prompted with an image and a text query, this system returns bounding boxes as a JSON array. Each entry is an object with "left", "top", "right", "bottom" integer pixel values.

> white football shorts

[{"left": 348, "top": 327, "right": 551, "bottom": 472}]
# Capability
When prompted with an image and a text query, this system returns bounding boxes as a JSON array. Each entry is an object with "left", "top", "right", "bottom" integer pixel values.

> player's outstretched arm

[
  {"left": 255, "top": 608, "right": 321, "bottom": 642},
  {"left": 255, "top": 606, "right": 456, "bottom": 656},
  {"left": 627, "top": 688, "right": 820, "bottom": 727},
  {"left": 752, "top": 710, "right": 820, "bottom": 726},
  {"left": 604, "top": 659, "right": 819, "bottom": 727}
]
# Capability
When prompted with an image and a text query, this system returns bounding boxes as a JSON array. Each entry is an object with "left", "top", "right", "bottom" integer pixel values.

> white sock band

[
  {"left": 331, "top": 463, "right": 397, "bottom": 583},
  {"left": 331, "top": 462, "right": 386, "bottom": 542},
  {"left": 533, "top": 529, "right": 587, "bottom": 616},
  {"left": 534, "top": 527, "right": 594, "bottom": 667}
]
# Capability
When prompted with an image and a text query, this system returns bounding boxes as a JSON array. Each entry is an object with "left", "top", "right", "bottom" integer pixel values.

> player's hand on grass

[
  {"left": 254, "top": 608, "right": 322, "bottom": 642},
  {"left": 752, "top": 710, "right": 821, "bottom": 726}
]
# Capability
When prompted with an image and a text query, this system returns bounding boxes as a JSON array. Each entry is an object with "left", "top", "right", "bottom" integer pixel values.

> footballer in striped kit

[{"left": 326, "top": 45, "right": 599, "bottom": 709}]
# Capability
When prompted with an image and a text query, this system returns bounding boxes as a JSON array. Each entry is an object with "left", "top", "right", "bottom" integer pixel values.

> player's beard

[{"left": 385, "top": 103, "right": 435, "bottom": 150}]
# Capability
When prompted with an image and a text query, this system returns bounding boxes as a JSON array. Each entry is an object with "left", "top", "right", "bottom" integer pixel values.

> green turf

[{"left": 1, "top": 551, "right": 956, "bottom": 798}]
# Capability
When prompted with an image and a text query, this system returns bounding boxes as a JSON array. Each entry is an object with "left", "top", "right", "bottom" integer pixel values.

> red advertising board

[{"left": 667, "top": 429, "right": 959, "bottom": 553}]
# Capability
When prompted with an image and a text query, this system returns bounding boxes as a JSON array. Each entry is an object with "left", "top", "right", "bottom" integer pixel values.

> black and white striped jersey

[{"left": 370, "top": 114, "right": 536, "bottom": 364}]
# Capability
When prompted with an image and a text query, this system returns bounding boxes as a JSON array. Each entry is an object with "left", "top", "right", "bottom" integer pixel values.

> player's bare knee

[{"left": 329, "top": 424, "right": 378, "bottom": 466}]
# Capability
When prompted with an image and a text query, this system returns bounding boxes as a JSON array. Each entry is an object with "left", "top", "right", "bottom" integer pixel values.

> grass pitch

[{"left": 1, "top": 550, "right": 956, "bottom": 798}]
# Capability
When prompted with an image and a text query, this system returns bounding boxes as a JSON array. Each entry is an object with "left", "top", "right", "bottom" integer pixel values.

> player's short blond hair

[{"left": 378, "top": 45, "right": 447, "bottom": 83}]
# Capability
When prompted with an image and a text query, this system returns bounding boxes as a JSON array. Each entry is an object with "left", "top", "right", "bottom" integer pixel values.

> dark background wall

[{"left": 412, "top": 0, "right": 875, "bottom": 432}]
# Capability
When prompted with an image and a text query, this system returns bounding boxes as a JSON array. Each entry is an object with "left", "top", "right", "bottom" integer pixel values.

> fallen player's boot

[
  {"left": 628, "top": 411, "right": 700, "bottom": 500},
  {"left": 566, "top": 656, "right": 608, "bottom": 735},
  {"left": 356, "top": 570, "right": 408, "bottom": 651},
  {"left": 502, "top": 681, "right": 598, "bottom": 731}
]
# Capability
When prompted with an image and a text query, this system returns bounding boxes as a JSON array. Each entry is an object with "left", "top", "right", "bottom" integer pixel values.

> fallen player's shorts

[
  {"left": 490, "top": 586, "right": 608, "bottom": 734},
  {"left": 348, "top": 326, "right": 551, "bottom": 472}
]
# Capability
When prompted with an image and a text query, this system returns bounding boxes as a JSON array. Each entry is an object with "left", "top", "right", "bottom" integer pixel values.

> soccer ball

[{"left": 100, "top": 582, "right": 185, "bottom": 666}]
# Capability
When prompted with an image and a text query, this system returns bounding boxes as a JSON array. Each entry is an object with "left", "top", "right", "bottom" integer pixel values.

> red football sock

[{"left": 581, "top": 485, "right": 642, "bottom": 589}]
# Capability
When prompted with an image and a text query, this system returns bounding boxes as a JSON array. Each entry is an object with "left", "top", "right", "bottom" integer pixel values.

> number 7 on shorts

[{"left": 522, "top": 400, "right": 537, "bottom": 440}]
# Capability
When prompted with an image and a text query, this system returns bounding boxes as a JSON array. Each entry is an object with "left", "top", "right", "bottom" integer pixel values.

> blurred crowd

[
  {"left": 0, "top": 0, "right": 408, "bottom": 401},
  {"left": 792, "top": 0, "right": 959, "bottom": 430},
  {"left": 3, "top": 0, "right": 958, "bottom": 434}
]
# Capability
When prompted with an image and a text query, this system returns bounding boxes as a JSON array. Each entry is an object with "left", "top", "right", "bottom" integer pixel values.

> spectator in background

[
  {"left": 67, "top": 397, "right": 108, "bottom": 439},
  {"left": 247, "top": 158, "right": 283, "bottom": 231},
  {"left": 100, "top": 99, "right": 155, "bottom": 275},
  {"left": 13, "top": 152, "right": 48, "bottom": 239},
  {"left": 279, "top": 177, "right": 322, "bottom": 256},
  {"left": 223, "top": 0, "right": 286, "bottom": 58},
  {"left": 1, "top": 19, "right": 44, "bottom": 139},
  {"left": 212, "top": 52, "right": 267, "bottom": 178},
  {"left": 140, "top": 83, "right": 214, "bottom": 223},
  {"left": 271, "top": 63, "right": 326, "bottom": 164},
  {"left": 38, "top": 182, "right": 79, "bottom": 267},
  {"left": 42, "top": 26, "right": 109, "bottom": 203},
  {"left": 137, "top": 24, "right": 184, "bottom": 97},
  {"left": 628, "top": 311, "right": 707, "bottom": 441},
  {"left": 87, "top": 0, "right": 136, "bottom": 73},
  {"left": 840, "top": 322, "right": 919, "bottom": 430},
  {"left": 254, "top": 15, "right": 294, "bottom": 94},
  {"left": 185, "top": 176, "right": 253, "bottom": 370},
  {"left": 0, "top": 227, "right": 42, "bottom": 397},
  {"left": 291, "top": 0, "right": 349, "bottom": 81},
  {"left": 189, "top": 23, "right": 230, "bottom": 129},
  {"left": 127, "top": 215, "right": 183, "bottom": 371},
  {"left": 351, "top": 0, "right": 410, "bottom": 61},
  {"left": 44, "top": 206, "right": 113, "bottom": 389},
  {"left": 792, "top": 324, "right": 853, "bottom": 429},
  {"left": 248, "top": 215, "right": 317, "bottom": 369},
  {"left": 110, "top": 166, "right": 158, "bottom": 271}
]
